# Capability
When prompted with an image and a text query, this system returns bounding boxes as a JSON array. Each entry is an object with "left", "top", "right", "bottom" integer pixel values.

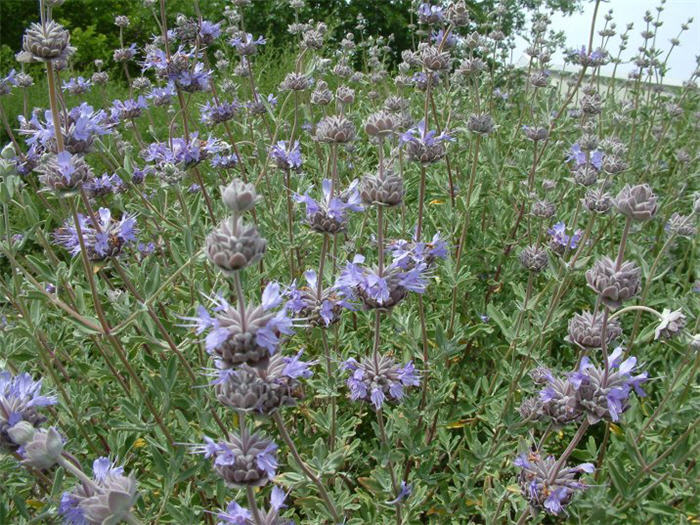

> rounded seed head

[
  {"left": 221, "top": 179, "right": 260, "bottom": 213},
  {"left": 665, "top": 212, "right": 697, "bottom": 238},
  {"left": 360, "top": 168, "right": 404, "bottom": 207},
  {"left": 421, "top": 46, "right": 451, "bottom": 71},
  {"left": 209, "top": 429, "right": 277, "bottom": 487},
  {"left": 531, "top": 200, "right": 556, "bottom": 218},
  {"left": 519, "top": 245, "right": 549, "bottom": 272},
  {"left": 573, "top": 165, "right": 598, "bottom": 187},
  {"left": 20, "top": 20, "right": 75, "bottom": 63},
  {"left": 583, "top": 188, "right": 613, "bottom": 214},
  {"left": 614, "top": 184, "right": 658, "bottom": 221},
  {"left": 206, "top": 218, "right": 266, "bottom": 273},
  {"left": 216, "top": 353, "right": 306, "bottom": 415},
  {"left": 567, "top": 311, "right": 622, "bottom": 348},
  {"left": 585, "top": 256, "right": 641, "bottom": 309},
  {"left": 316, "top": 115, "right": 356, "bottom": 143},
  {"left": 364, "top": 111, "right": 398, "bottom": 138},
  {"left": 467, "top": 113, "right": 495, "bottom": 135}
]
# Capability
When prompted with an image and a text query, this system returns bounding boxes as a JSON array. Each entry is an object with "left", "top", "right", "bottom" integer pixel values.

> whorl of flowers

[
  {"left": 214, "top": 350, "right": 315, "bottom": 415},
  {"left": 400, "top": 120, "right": 453, "bottom": 164},
  {"left": 0, "top": 371, "right": 57, "bottom": 451},
  {"left": 35, "top": 151, "right": 95, "bottom": 193},
  {"left": 63, "top": 76, "right": 92, "bottom": 95},
  {"left": 142, "top": 47, "right": 211, "bottom": 92},
  {"left": 229, "top": 32, "right": 266, "bottom": 56},
  {"left": 59, "top": 457, "right": 139, "bottom": 525},
  {"left": 195, "top": 427, "right": 278, "bottom": 487},
  {"left": 8, "top": 423, "right": 64, "bottom": 470},
  {"left": 200, "top": 99, "right": 241, "bottom": 125},
  {"left": 269, "top": 140, "right": 303, "bottom": 171},
  {"left": 515, "top": 450, "right": 594, "bottom": 515},
  {"left": 467, "top": 113, "right": 496, "bottom": 135},
  {"left": 146, "top": 82, "right": 176, "bottom": 107},
  {"left": 583, "top": 188, "right": 613, "bottom": 214},
  {"left": 0, "top": 69, "right": 18, "bottom": 96},
  {"left": 19, "top": 20, "right": 75, "bottom": 63},
  {"left": 284, "top": 269, "right": 351, "bottom": 327},
  {"left": 113, "top": 43, "right": 137, "bottom": 62},
  {"left": 547, "top": 222, "right": 583, "bottom": 254},
  {"left": 142, "top": 134, "right": 222, "bottom": 169},
  {"left": 53, "top": 207, "right": 138, "bottom": 261},
  {"left": 216, "top": 486, "right": 292, "bottom": 525},
  {"left": 572, "top": 347, "right": 648, "bottom": 423},
  {"left": 181, "top": 284, "right": 295, "bottom": 369},
  {"left": 335, "top": 251, "right": 432, "bottom": 310},
  {"left": 567, "top": 143, "right": 603, "bottom": 171},
  {"left": 665, "top": 213, "right": 697, "bottom": 238},
  {"left": 344, "top": 355, "right": 420, "bottom": 409},
  {"left": 585, "top": 256, "right": 641, "bottom": 309},
  {"left": 417, "top": 3, "right": 445, "bottom": 25},
  {"left": 110, "top": 96, "right": 148, "bottom": 122},
  {"left": 294, "top": 179, "right": 363, "bottom": 234},
  {"left": 19, "top": 103, "right": 112, "bottom": 155},
  {"left": 364, "top": 111, "right": 399, "bottom": 138},
  {"left": 387, "top": 233, "right": 448, "bottom": 270}
]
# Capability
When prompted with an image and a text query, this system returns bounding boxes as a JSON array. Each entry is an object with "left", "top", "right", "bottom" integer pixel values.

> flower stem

[{"left": 272, "top": 412, "right": 340, "bottom": 522}]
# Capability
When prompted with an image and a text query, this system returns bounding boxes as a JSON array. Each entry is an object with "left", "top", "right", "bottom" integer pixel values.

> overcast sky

[{"left": 512, "top": 0, "right": 700, "bottom": 85}]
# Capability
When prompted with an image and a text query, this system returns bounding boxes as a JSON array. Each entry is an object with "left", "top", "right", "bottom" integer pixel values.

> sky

[{"left": 512, "top": 0, "right": 700, "bottom": 85}]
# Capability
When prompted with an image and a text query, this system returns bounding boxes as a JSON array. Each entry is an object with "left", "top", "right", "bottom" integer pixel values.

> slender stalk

[
  {"left": 246, "top": 486, "right": 263, "bottom": 525},
  {"left": 272, "top": 412, "right": 341, "bottom": 522},
  {"left": 377, "top": 409, "right": 403, "bottom": 525},
  {"left": 45, "top": 61, "right": 65, "bottom": 152}
]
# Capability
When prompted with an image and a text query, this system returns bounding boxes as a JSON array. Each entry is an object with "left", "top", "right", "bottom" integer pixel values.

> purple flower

[
  {"left": 210, "top": 152, "right": 240, "bottom": 169},
  {"left": 335, "top": 251, "right": 433, "bottom": 310},
  {"left": 19, "top": 103, "right": 112, "bottom": 154},
  {"left": 387, "top": 481, "right": 412, "bottom": 504},
  {"left": 1, "top": 371, "right": 57, "bottom": 448},
  {"left": 0, "top": 69, "right": 18, "bottom": 96},
  {"left": 400, "top": 120, "right": 453, "bottom": 163},
  {"left": 62, "top": 76, "right": 92, "bottom": 95},
  {"left": 199, "top": 20, "right": 221, "bottom": 44},
  {"left": 516, "top": 450, "right": 593, "bottom": 515},
  {"left": 229, "top": 33, "right": 266, "bottom": 55},
  {"left": 417, "top": 3, "right": 444, "bottom": 24},
  {"left": 547, "top": 221, "right": 583, "bottom": 250},
  {"left": 110, "top": 96, "right": 148, "bottom": 122},
  {"left": 53, "top": 207, "right": 138, "bottom": 261},
  {"left": 567, "top": 143, "right": 603, "bottom": 170},
  {"left": 146, "top": 82, "right": 176, "bottom": 106},
  {"left": 59, "top": 457, "right": 138, "bottom": 524},
  {"left": 388, "top": 233, "right": 448, "bottom": 269},
  {"left": 217, "top": 500, "right": 251, "bottom": 525},
  {"left": 179, "top": 284, "right": 298, "bottom": 368},
  {"left": 200, "top": 99, "right": 240, "bottom": 125},
  {"left": 344, "top": 354, "right": 420, "bottom": 409},
  {"left": 142, "top": 134, "right": 222, "bottom": 168},
  {"left": 270, "top": 140, "right": 302, "bottom": 171},
  {"left": 84, "top": 173, "right": 124, "bottom": 198},
  {"left": 114, "top": 43, "right": 138, "bottom": 62},
  {"left": 284, "top": 269, "right": 353, "bottom": 327},
  {"left": 294, "top": 179, "right": 363, "bottom": 233}
]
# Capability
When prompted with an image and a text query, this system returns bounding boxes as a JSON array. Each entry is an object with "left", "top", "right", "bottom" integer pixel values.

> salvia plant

[{"left": 0, "top": 0, "right": 697, "bottom": 523}]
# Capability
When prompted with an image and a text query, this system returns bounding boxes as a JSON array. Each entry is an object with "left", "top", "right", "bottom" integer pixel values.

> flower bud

[
  {"left": 221, "top": 179, "right": 260, "bottom": 213},
  {"left": 614, "top": 184, "right": 658, "bottom": 221},
  {"left": 206, "top": 218, "right": 266, "bottom": 273}
]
